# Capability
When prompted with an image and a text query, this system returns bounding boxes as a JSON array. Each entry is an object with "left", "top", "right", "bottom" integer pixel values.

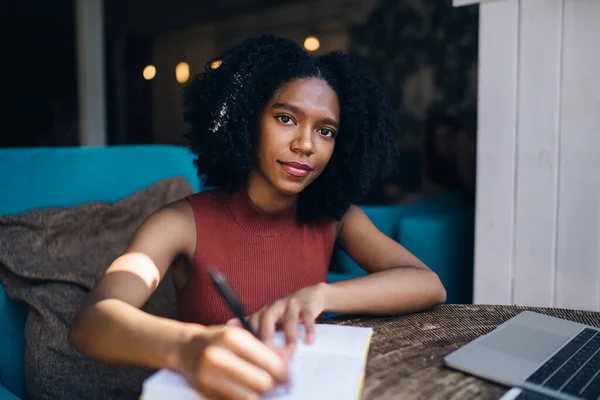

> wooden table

[{"left": 326, "top": 304, "right": 600, "bottom": 400}]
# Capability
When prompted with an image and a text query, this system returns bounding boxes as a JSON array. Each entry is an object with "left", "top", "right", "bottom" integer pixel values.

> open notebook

[{"left": 141, "top": 324, "right": 374, "bottom": 400}]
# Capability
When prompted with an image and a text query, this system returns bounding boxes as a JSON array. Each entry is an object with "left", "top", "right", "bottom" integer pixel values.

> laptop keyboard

[
  {"left": 513, "top": 389, "right": 562, "bottom": 399},
  {"left": 526, "top": 327, "right": 600, "bottom": 399}
]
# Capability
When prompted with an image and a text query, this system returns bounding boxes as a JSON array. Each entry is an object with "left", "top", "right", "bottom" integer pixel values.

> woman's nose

[{"left": 291, "top": 128, "right": 316, "bottom": 155}]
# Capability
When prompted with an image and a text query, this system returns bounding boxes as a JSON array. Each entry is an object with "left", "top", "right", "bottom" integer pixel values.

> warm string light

[
  {"left": 303, "top": 36, "right": 320, "bottom": 52},
  {"left": 143, "top": 58, "right": 224, "bottom": 83},
  {"left": 143, "top": 65, "right": 156, "bottom": 80},
  {"left": 175, "top": 62, "right": 190, "bottom": 83}
]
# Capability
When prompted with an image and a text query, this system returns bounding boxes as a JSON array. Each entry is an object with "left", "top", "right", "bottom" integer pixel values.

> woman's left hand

[{"left": 227, "top": 283, "right": 328, "bottom": 350}]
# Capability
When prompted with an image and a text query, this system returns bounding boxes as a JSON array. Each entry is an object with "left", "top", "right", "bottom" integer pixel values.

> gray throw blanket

[{"left": 0, "top": 177, "right": 194, "bottom": 400}]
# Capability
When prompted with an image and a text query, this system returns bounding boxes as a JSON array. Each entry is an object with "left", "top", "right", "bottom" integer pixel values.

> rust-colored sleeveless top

[{"left": 176, "top": 189, "right": 335, "bottom": 326}]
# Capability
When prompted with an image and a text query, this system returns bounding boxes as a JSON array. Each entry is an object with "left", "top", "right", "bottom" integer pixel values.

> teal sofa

[
  {"left": 0, "top": 145, "right": 474, "bottom": 399},
  {"left": 329, "top": 194, "right": 475, "bottom": 305}
]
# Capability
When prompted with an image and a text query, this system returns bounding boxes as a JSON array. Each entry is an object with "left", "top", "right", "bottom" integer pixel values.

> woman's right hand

[{"left": 177, "top": 325, "right": 291, "bottom": 400}]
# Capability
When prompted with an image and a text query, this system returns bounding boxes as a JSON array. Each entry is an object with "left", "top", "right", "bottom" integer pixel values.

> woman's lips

[{"left": 278, "top": 161, "right": 313, "bottom": 178}]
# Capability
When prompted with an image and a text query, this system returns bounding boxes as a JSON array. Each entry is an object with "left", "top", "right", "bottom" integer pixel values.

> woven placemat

[{"left": 326, "top": 304, "right": 600, "bottom": 400}]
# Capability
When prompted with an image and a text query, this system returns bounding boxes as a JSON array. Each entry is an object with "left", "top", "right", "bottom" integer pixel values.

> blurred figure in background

[{"left": 384, "top": 113, "right": 476, "bottom": 204}]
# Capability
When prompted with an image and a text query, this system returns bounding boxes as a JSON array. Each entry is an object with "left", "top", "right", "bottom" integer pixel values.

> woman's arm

[
  {"left": 69, "top": 200, "right": 198, "bottom": 369},
  {"left": 69, "top": 199, "right": 288, "bottom": 399},
  {"left": 324, "top": 205, "right": 446, "bottom": 315},
  {"left": 237, "top": 205, "right": 446, "bottom": 348}
]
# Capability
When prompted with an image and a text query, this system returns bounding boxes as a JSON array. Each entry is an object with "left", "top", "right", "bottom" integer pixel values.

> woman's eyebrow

[
  {"left": 271, "top": 102, "right": 303, "bottom": 115},
  {"left": 320, "top": 118, "right": 339, "bottom": 129},
  {"left": 272, "top": 102, "right": 339, "bottom": 128}
]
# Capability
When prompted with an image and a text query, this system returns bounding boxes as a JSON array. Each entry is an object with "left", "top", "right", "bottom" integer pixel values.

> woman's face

[{"left": 252, "top": 78, "right": 340, "bottom": 197}]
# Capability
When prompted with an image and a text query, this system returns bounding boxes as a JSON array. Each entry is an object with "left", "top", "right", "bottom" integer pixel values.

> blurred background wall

[{"left": 1, "top": 0, "right": 478, "bottom": 198}]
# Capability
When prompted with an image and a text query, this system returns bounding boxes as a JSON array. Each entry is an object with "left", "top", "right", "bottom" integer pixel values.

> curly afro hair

[{"left": 182, "top": 35, "right": 399, "bottom": 223}]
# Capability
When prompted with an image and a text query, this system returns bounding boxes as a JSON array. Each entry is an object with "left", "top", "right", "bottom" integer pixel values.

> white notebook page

[{"left": 142, "top": 324, "right": 373, "bottom": 400}]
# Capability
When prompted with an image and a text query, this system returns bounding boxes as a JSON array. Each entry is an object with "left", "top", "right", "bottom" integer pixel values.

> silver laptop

[{"left": 444, "top": 311, "right": 600, "bottom": 400}]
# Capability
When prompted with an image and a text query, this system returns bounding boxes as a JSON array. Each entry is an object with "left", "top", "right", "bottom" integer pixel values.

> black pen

[{"left": 208, "top": 268, "right": 258, "bottom": 338}]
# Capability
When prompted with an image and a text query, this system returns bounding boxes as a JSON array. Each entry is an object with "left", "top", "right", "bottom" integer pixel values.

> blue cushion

[
  {"left": 332, "top": 191, "right": 467, "bottom": 279},
  {"left": 0, "top": 381, "right": 21, "bottom": 400},
  {"left": 0, "top": 145, "right": 202, "bottom": 216},
  {"left": 0, "top": 284, "right": 27, "bottom": 398},
  {"left": 397, "top": 207, "right": 475, "bottom": 304}
]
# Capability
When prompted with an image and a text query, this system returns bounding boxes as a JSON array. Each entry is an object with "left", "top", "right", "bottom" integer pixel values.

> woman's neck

[{"left": 246, "top": 172, "right": 297, "bottom": 213}]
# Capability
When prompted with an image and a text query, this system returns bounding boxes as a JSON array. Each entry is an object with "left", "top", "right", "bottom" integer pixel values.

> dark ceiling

[{"left": 2, "top": 0, "right": 306, "bottom": 36}]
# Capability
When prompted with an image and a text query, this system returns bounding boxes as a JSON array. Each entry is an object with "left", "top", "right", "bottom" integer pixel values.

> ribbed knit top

[{"left": 176, "top": 189, "right": 336, "bottom": 326}]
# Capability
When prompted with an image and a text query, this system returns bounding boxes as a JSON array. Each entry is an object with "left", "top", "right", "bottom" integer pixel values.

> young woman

[{"left": 69, "top": 35, "right": 446, "bottom": 400}]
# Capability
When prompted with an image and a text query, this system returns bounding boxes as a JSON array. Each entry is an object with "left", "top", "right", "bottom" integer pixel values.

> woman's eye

[
  {"left": 320, "top": 128, "right": 336, "bottom": 137},
  {"left": 276, "top": 115, "right": 294, "bottom": 124}
]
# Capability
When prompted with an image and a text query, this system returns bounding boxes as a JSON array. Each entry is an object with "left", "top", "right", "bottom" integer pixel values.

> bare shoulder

[
  {"left": 339, "top": 204, "right": 366, "bottom": 228},
  {"left": 145, "top": 197, "right": 195, "bottom": 232},
  {"left": 161, "top": 197, "right": 195, "bottom": 220},
  {"left": 80, "top": 198, "right": 197, "bottom": 310},
  {"left": 333, "top": 204, "right": 363, "bottom": 240},
  {"left": 342, "top": 204, "right": 363, "bottom": 218},
  {"left": 127, "top": 197, "right": 196, "bottom": 260}
]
